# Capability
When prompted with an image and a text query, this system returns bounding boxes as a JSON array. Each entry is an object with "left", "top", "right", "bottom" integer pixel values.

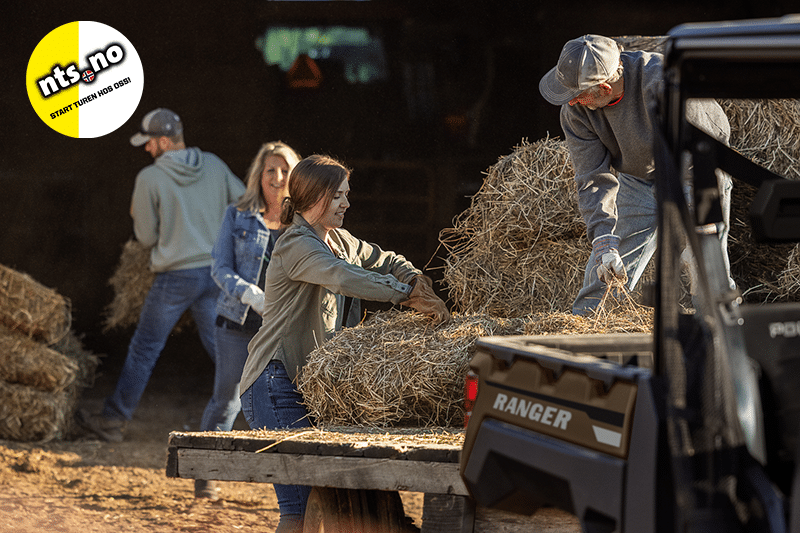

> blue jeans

[
  {"left": 199, "top": 321, "right": 255, "bottom": 432},
  {"left": 572, "top": 171, "right": 733, "bottom": 314},
  {"left": 103, "top": 267, "right": 219, "bottom": 421},
  {"left": 241, "top": 360, "right": 312, "bottom": 517}
]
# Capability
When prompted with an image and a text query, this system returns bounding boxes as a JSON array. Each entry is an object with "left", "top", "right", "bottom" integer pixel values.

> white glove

[
  {"left": 596, "top": 250, "right": 627, "bottom": 284},
  {"left": 241, "top": 285, "right": 265, "bottom": 314}
]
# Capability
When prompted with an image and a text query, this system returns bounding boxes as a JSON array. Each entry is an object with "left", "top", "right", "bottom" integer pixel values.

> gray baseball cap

[
  {"left": 130, "top": 108, "right": 183, "bottom": 146},
  {"left": 539, "top": 35, "right": 621, "bottom": 106}
]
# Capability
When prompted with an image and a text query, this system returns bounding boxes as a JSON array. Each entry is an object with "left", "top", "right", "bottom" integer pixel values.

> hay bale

[
  {"left": 103, "top": 238, "right": 154, "bottom": 330},
  {"left": 440, "top": 138, "right": 589, "bottom": 317},
  {"left": 614, "top": 35, "right": 667, "bottom": 54},
  {"left": 51, "top": 330, "right": 100, "bottom": 390},
  {"left": 299, "top": 305, "right": 653, "bottom": 429},
  {"left": 779, "top": 246, "right": 800, "bottom": 297},
  {"left": 0, "top": 264, "right": 99, "bottom": 442},
  {"left": 720, "top": 98, "right": 800, "bottom": 302},
  {"left": 103, "top": 238, "right": 193, "bottom": 331},
  {"left": 0, "top": 380, "right": 74, "bottom": 442},
  {"left": 0, "top": 330, "right": 98, "bottom": 442},
  {"left": 298, "top": 310, "right": 527, "bottom": 428},
  {"left": 0, "top": 264, "right": 71, "bottom": 345},
  {"left": 439, "top": 101, "right": 800, "bottom": 316},
  {"left": 0, "top": 325, "right": 79, "bottom": 392},
  {"left": 603, "top": 36, "right": 800, "bottom": 300}
]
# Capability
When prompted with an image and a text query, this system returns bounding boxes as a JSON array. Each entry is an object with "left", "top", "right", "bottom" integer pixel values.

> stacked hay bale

[
  {"left": 298, "top": 36, "right": 800, "bottom": 429},
  {"left": 720, "top": 98, "right": 800, "bottom": 302},
  {"left": 615, "top": 36, "right": 800, "bottom": 302},
  {"left": 103, "top": 238, "right": 193, "bottom": 332},
  {"left": 0, "top": 264, "right": 98, "bottom": 441},
  {"left": 438, "top": 137, "right": 588, "bottom": 317}
]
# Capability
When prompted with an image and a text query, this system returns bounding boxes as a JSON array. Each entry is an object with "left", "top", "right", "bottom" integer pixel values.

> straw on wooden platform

[
  {"left": 0, "top": 264, "right": 71, "bottom": 345},
  {"left": 190, "top": 426, "right": 466, "bottom": 449}
]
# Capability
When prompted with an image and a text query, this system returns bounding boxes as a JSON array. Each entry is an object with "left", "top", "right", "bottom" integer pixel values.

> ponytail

[{"left": 280, "top": 196, "right": 295, "bottom": 226}]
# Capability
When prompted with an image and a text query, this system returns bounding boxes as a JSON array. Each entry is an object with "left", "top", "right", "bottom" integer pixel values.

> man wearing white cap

[
  {"left": 539, "top": 35, "right": 733, "bottom": 314},
  {"left": 78, "top": 109, "right": 245, "bottom": 482}
]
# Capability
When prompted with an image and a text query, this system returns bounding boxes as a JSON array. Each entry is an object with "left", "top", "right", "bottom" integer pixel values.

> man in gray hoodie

[
  {"left": 78, "top": 109, "right": 245, "bottom": 455},
  {"left": 539, "top": 35, "right": 733, "bottom": 314}
]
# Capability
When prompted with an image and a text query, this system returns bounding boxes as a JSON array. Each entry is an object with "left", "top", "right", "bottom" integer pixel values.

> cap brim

[
  {"left": 130, "top": 132, "right": 151, "bottom": 147},
  {"left": 538, "top": 66, "right": 583, "bottom": 106}
]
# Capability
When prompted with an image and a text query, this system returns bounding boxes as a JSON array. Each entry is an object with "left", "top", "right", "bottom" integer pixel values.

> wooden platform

[
  {"left": 166, "top": 427, "right": 581, "bottom": 533},
  {"left": 167, "top": 428, "right": 467, "bottom": 495}
]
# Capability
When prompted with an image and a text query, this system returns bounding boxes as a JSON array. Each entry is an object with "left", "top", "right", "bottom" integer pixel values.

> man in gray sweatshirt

[
  {"left": 539, "top": 35, "right": 733, "bottom": 314},
  {"left": 78, "top": 109, "right": 245, "bottom": 454}
]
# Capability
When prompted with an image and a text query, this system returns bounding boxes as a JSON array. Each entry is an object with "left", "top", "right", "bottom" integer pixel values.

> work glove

[
  {"left": 400, "top": 275, "right": 450, "bottom": 325},
  {"left": 415, "top": 274, "right": 434, "bottom": 289},
  {"left": 241, "top": 284, "right": 266, "bottom": 314},
  {"left": 592, "top": 234, "right": 628, "bottom": 284}
]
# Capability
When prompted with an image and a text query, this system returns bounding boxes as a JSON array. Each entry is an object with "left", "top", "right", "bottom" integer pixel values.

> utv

[{"left": 460, "top": 15, "right": 800, "bottom": 533}]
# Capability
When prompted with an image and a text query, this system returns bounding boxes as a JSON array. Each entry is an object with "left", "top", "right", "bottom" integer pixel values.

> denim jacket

[{"left": 212, "top": 204, "right": 280, "bottom": 324}]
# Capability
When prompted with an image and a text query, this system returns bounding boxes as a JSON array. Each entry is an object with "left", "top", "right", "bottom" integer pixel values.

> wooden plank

[{"left": 174, "top": 449, "right": 470, "bottom": 495}]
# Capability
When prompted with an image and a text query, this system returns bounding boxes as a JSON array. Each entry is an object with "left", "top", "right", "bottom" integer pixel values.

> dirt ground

[
  {"left": 0, "top": 356, "right": 580, "bottom": 533},
  {"left": 0, "top": 367, "right": 293, "bottom": 533}
]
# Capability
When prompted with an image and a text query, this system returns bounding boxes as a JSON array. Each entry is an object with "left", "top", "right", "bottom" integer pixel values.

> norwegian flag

[{"left": 82, "top": 70, "right": 95, "bottom": 83}]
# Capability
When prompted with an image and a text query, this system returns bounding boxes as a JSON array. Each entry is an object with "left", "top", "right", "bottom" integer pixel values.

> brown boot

[{"left": 75, "top": 408, "right": 126, "bottom": 443}]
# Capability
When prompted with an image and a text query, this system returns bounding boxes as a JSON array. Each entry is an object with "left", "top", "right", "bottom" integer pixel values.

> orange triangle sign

[{"left": 287, "top": 54, "right": 323, "bottom": 89}]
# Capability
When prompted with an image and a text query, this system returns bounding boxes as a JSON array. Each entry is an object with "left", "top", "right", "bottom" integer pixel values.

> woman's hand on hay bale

[{"left": 400, "top": 275, "right": 450, "bottom": 325}]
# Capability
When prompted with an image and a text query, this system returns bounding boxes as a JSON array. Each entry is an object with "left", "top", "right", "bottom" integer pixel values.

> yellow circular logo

[{"left": 26, "top": 21, "right": 144, "bottom": 138}]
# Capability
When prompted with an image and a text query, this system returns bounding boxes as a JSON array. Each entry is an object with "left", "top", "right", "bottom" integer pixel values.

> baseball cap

[
  {"left": 129, "top": 108, "right": 183, "bottom": 146},
  {"left": 539, "top": 35, "right": 622, "bottom": 106}
]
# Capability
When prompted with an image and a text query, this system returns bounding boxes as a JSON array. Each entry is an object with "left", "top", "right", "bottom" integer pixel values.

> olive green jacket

[{"left": 241, "top": 214, "right": 420, "bottom": 391}]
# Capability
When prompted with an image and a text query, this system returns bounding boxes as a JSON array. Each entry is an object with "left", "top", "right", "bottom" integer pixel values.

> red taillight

[{"left": 464, "top": 371, "right": 479, "bottom": 427}]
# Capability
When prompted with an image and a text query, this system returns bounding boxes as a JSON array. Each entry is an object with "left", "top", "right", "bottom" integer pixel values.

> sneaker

[
  {"left": 75, "top": 408, "right": 126, "bottom": 443},
  {"left": 194, "top": 479, "right": 221, "bottom": 501}
]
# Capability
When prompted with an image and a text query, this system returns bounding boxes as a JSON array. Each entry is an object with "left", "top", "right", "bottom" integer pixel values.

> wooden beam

[{"left": 174, "top": 449, "right": 470, "bottom": 495}]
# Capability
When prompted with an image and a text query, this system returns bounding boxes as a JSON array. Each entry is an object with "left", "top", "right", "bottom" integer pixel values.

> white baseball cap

[{"left": 539, "top": 35, "right": 622, "bottom": 106}]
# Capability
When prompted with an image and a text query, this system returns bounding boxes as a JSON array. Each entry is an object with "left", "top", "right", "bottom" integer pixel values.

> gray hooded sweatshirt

[{"left": 131, "top": 147, "right": 245, "bottom": 272}]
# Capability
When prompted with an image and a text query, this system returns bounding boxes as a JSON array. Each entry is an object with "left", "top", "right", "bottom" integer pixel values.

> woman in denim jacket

[{"left": 195, "top": 141, "right": 300, "bottom": 500}]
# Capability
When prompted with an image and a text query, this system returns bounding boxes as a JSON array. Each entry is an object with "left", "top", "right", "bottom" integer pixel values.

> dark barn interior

[{"left": 3, "top": 0, "right": 792, "bottom": 384}]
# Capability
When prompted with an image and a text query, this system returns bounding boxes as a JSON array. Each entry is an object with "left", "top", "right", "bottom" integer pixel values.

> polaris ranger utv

[{"left": 460, "top": 15, "right": 800, "bottom": 533}]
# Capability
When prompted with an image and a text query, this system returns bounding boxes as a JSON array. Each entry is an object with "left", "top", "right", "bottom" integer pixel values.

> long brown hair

[{"left": 281, "top": 155, "right": 350, "bottom": 226}]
